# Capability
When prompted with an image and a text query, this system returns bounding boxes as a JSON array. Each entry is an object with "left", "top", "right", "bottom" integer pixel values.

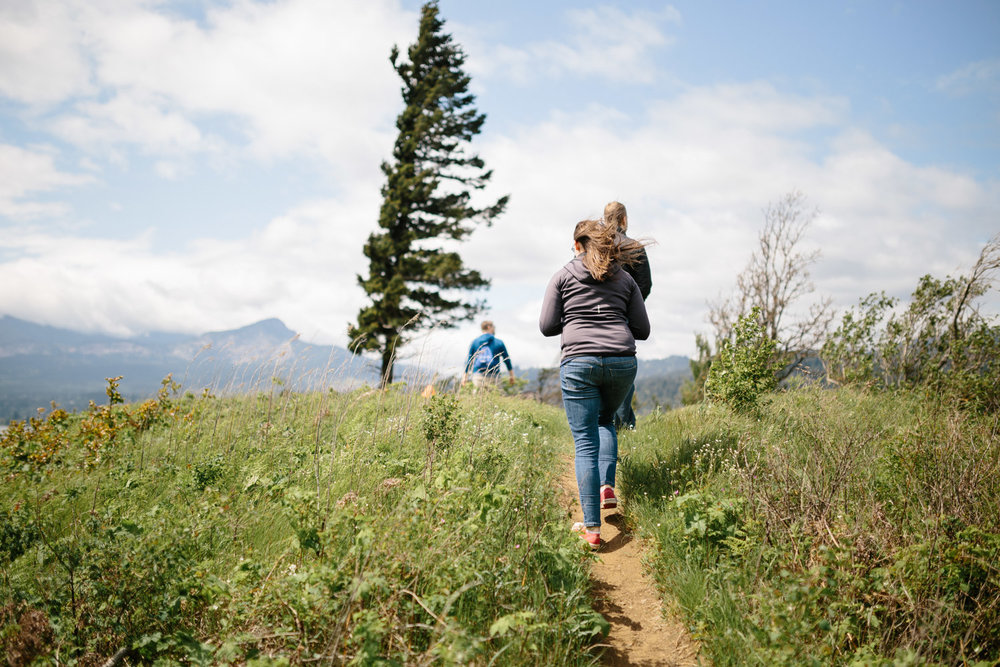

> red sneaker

[
  {"left": 572, "top": 522, "right": 601, "bottom": 550},
  {"left": 600, "top": 485, "right": 617, "bottom": 510}
]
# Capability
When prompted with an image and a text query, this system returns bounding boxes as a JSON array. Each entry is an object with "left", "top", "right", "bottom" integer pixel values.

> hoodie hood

[{"left": 566, "top": 255, "right": 621, "bottom": 284}]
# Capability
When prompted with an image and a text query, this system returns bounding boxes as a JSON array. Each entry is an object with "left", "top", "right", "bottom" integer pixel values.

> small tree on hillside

[
  {"left": 679, "top": 333, "right": 712, "bottom": 405},
  {"left": 822, "top": 233, "right": 1000, "bottom": 410},
  {"left": 348, "top": 1, "right": 508, "bottom": 386},
  {"left": 705, "top": 308, "right": 780, "bottom": 414},
  {"left": 708, "top": 191, "right": 833, "bottom": 381}
]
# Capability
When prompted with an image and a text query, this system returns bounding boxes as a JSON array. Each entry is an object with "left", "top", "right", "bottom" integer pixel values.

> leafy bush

[
  {"left": 0, "top": 503, "right": 40, "bottom": 566},
  {"left": 822, "top": 236, "right": 1000, "bottom": 412},
  {"left": 705, "top": 307, "right": 779, "bottom": 414},
  {"left": 1, "top": 375, "right": 184, "bottom": 475}
]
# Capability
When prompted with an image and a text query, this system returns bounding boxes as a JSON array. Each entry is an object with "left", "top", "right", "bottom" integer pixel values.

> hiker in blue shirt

[{"left": 461, "top": 320, "right": 515, "bottom": 389}]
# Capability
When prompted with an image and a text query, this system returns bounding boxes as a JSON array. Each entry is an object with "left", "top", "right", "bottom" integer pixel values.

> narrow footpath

[{"left": 558, "top": 464, "right": 706, "bottom": 666}]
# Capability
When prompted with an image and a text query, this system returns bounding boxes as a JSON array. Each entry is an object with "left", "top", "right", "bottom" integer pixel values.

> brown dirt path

[{"left": 557, "top": 464, "right": 706, "bottom": 666}]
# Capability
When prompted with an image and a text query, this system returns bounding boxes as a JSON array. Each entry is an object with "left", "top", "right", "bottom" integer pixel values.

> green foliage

[
  {"left": 0, "top": 404, "right": 71, "bottom": 470},
  {"left": 190, "top": 454, "right": 227, "bottom": 491},
  {"left": 1, "top": 375, "right": 183, "bottom": 475},
  {"left": 0, "top": 383, "right": 604, "bottom": 665},
  {"left": 821, "top": 291, "right": 897, "bottom": 386},
  {"left": 672, "top": 491, "right": 748, "bottom": 558},
  {"left": 705, "top": 308, "right": 779, "bottom": 414},
  {"left": 822, "top": 251, "right": 1000, "bottom": 411},
  {"left": 680, "top": 333, "right": 713, "bottom": 405},
  {"left": 618, "top": 387, "right": 1000, "bottom": 665},
  {"left": 891, "top": 521, "right": 1000, "bottom": 659},
  {"left": 422, "top": 393, "right": 459, "bottom": 449},
  {"left": 349, "top": 1, "right": 509, "bottom": 385},
  {"left": 0, "top": 503, "right": 40, "bottom": 565}
]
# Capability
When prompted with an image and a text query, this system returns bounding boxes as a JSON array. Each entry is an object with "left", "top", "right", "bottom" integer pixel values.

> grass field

[
  {"left": 1, "top": 380, "right": 609, "bottom": 665},
  {"left": 619, "top": 386, "right": 1000, "bottom": 666},
  {"left": 4, "top": 378, "right": 998, "bottom": 665}
]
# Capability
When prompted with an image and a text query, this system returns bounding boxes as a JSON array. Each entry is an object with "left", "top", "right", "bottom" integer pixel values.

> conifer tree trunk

[{"left": 381, "top": 344, "right": 395, "bottom": 387}]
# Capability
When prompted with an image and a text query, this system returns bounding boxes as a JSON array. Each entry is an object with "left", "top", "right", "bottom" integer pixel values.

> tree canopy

[{"left": 348, "top": 1, "right": 508, "bottom": 385}]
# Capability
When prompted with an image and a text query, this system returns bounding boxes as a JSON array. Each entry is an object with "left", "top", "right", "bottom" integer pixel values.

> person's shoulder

[
  {"left": 548, "top": 263, "right": 572, "bottom": 285},
  {"left": 614, "top": 268, "right": 639, "bottom": 290},
  {"left": 610, "top": 266, "right": 634, "bottom": 281}
]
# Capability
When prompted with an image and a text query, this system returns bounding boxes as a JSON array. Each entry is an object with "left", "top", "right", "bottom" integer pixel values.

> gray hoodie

[{"left": 539, "top": 256, "right": 650, "bottom": 359}]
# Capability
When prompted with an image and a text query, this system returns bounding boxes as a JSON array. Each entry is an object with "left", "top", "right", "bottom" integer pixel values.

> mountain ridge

[
  {"left": 0, "top": 315, "right": 377, "bottom": 422},
  {"left": 0, "top": 315, "right": 693, "bottom": 422}
]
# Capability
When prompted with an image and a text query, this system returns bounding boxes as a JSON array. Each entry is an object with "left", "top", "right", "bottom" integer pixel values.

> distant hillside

[
  {"left": 635, "top": 355, "right": 691, "bottom": 379},
  {"left": 1, "top": 315, "right": 695, "bottom": 422},
  {"left": 0, "top": 316, "right": 383, "bottom": 422},
  {"left": 633, "top": 355, "right": 693, "bottom": 412}
]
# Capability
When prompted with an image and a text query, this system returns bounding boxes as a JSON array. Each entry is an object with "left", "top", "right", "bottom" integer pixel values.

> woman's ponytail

[{"left": 574, "top": 219, "right": 648, "bottom": 281}]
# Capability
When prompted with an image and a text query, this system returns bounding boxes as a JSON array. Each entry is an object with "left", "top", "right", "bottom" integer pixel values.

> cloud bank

[{"left": 1, "top": 1, "right": 997, "bottom": 374}]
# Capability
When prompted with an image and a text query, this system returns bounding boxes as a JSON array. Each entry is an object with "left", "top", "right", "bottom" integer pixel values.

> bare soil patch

[{"left": 557, "top": 463, "right": 706, "bottom": 666}]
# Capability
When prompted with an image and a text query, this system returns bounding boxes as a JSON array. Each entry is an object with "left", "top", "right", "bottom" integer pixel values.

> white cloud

[
  {"left": 50, "top": 95, "right": 211, "bottom": 155},
  {"left": 470, "top": 5, "right": 680, "bottom": 84},
  {"left": 0, "top": 143, "right": 94, "bottom": 219},
  {"left": 450, "top": 83, "right": 999, "bottom": 365},
  {"left": 0, "top": 194, "right": 379, "bottom": 341},
  {"left": 936, "top": 58, "right": 1000, "bottom": 96},
  {"left": 6, "top": 0, "right": 413, "bottom": 179},
  {"left": 0, "top": 1, "right": 94, "bottom": 104},
  {"left": 462, "top": 84, "right": 851, "bottom": 287},
  {"left": 4, "top": 70, "right": 996, "bottom": 370},
  {"left": 1, "top": 2, "right": 997, "bottom": 375}
]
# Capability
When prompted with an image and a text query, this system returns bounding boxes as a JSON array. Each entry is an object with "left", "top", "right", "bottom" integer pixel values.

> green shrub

[
  {"left": 821, "top": 267, "right": 1000, "bottom": 412},
  {"left": 705, "top": 307, "right": 779, "bottom": 414}
]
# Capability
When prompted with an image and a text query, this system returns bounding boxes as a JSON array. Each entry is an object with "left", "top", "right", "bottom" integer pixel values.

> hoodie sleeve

[
  {"left": 499, "top": 341, "right": 513, "bottom": 371},
  {"left": 465, "top": 340, "right": 477, "bottom": 374},
  {"left": 539, "top": 271, "right": 564, "bottom": 337},
  {"left": 633, "top": 248, "right": 652, "bottom": 300},
  {"left": 626, "top": 281, "right": 650, "bottom": 340}
]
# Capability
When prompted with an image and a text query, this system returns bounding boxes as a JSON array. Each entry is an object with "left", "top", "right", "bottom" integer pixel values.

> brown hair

[
  {"left": 480, "top": 320, "right": 494, "bottom": 332},
  {"left": 604, "top": 201, "right": 628, "bottom": 232},
  {"left": 573, "top": 219, "right": 647, "bottom": 281}
]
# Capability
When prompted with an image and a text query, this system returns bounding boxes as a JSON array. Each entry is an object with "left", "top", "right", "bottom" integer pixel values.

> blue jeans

[
  {"left": 613, "top": 383, "right": 637, "bottom": 430},
  {"left": 560, "top": 355, "right": 637, "bottom": 528}
]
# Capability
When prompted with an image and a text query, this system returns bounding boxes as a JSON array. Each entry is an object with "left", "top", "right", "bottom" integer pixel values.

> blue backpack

[{"left": 474, "top": 345, "right": 493, "bottom": 371}]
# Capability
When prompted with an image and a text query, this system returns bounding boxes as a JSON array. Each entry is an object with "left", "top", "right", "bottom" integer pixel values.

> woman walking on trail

[
  {"left": 539, "top": 219, "right": 650, "bottom": 549},
  {"left": 604, "top": 200, "right": 652, "bottom": 432}
]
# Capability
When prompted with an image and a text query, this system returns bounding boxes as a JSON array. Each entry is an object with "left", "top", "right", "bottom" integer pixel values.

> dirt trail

[{"left": 557, "top": 464, "right": 705, "bottom": 667}]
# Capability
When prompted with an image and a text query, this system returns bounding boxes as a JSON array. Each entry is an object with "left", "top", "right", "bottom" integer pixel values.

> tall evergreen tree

[{"left": 348, "top": 1, "right": 508, "bottom": 386}]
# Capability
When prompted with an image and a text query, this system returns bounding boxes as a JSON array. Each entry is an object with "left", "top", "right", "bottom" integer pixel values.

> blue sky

[{"left": 1, "top": 0, "right": 998, "bottom": 372}]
